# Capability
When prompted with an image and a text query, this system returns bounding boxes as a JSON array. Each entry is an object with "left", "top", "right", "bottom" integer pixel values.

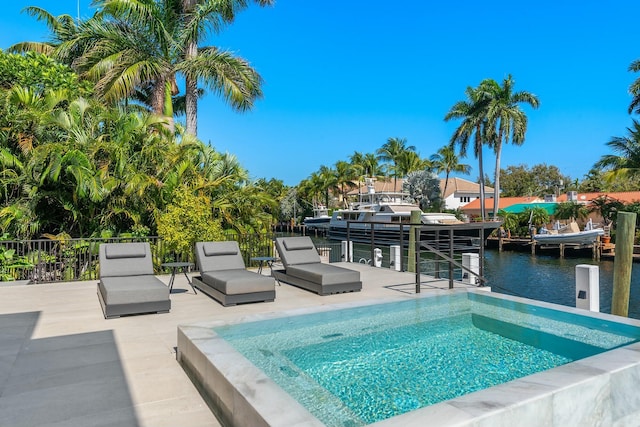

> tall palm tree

[
  {"left": 595, "top": 120, "right": 640, "bottom": 179},
  {"left": 180, "top": 0, "right": 274, "bottom": 136},
  {"left": 14, "top": 2, "right": 266, "bottom": 133},
  {"left": 430, "top": 145, "right": 471, "bottom": 211},
  {"left": 333, "top": 160, "right": 358, "bottom": 208},
  {"left": 629, "top": 58, "right": 640, "bottom": 115},
  {"left": 445, "top": 84, "right": 492, "bottom": 220},
  {"left": 484, "top": 75, "right": 539, "bottom": 219},
  {"left": 376, "top": 137, "right": 416, "bottom": 189}
]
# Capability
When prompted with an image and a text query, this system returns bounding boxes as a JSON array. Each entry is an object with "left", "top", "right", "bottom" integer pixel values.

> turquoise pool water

[{"left": 213, "top": 292, "right": 640, "bottom": 426}]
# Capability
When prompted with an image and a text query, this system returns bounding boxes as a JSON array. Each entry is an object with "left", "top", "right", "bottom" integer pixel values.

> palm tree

[
  {"left": 595, "top": 120, "right": 640, "bottom": 180},
  {"left": 180, "top": 0, "right": 274, "bottom": 136},
  {"left": 484, "top": 75, "right": 539, "bottom": 219},
  {"left": 430, "top": 145, "right": 471, "bottom": 210},
  {"left": 333, "top": 160, "right": 358, "bottom": 208},
  {"left": 629, "top": 58, "right": 640, "bottom": 115},
  {"left": 14, "top": 2, "right": 266, "bottom": 133},
  {"left": 376, "top": 137, "right": 416, "bottom": 189},
  {"left": 445, "top": 84, "right": 492, "bottom": 220}
]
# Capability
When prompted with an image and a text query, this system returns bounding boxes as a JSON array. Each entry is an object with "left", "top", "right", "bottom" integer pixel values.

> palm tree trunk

[
  {"left": 442, "top": 173, "right": 449, "bottom": 212},
  {"left": 184, "top": 39, "right": 198, "bottom": 136},
  {"left": 182, "top": 0, "right": 199, "bottom": 136},
  {"left": 493, "top": 134, "right": 503, "bottom": 219},
  {"left": 476, "top": 130, "right": 486, "bottom": 221}
]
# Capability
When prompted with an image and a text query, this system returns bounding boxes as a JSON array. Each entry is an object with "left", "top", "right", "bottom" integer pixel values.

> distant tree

[
  {"left": 279, "top": 187, "right": 301, "bottom": 224},
  {"left": 500, "top": 164, "right": 570, "bottom": 197},
  {"left": 376, "top": 137, "right": 416, "bottom": 188},
  {"left": 554, "top": 202, "right": 589, "bottom": 222},
  {"left": 430, "top": 145, "right": 471, "bottom": 210},
  {"left": 483, "top": 75, "right": 539, "bottom": 219},
  {"left": 403, "top": 170, "right": 441, "bottom": 211},
  {"left": 499, "top": 165, "right": 536, "bottom": 197},
  {"left": 445, "top": 84, "right": 491, "bottom": 220}
]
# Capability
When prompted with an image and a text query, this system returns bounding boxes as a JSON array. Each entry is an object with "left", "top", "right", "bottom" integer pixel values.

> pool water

[{"left": 213, "top": 292, "right": 640, "bottom": 426}]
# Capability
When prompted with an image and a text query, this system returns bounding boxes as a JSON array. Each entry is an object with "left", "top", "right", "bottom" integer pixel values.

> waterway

[
  {"left": 302, "top": 234, "right": 640, "bottom": 320},
  {"left": 483, "top": 250, "right": 640, "bottom": 320}
]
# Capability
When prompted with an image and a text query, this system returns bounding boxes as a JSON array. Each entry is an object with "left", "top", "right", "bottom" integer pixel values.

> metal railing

[
  {"left": 343, "top": 220, "right": 493, "bottom": 290},
  {"left": 0, "top": 233, "right": 289, "bottom": 284}
]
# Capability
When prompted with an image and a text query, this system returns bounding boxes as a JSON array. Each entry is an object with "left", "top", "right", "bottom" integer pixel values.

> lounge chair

[
  {"left": 98, "top": 242, "right": 171, "bottom": 319},
  {"left": 192, "top": 241, "right": 276, "bottom": 307},
  {"left": 273, "top": 236, "right": 362, "bottom": 295}
]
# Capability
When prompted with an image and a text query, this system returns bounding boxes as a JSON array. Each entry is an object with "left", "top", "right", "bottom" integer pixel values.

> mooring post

[
  {"left": 408, "top": 210, "right": 421, "bottom": 274},
  {"left": 612, "top": 211, "right": 636, "bottom": 317}
]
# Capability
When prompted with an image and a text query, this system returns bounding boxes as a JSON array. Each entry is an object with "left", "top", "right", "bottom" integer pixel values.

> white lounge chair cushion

[
  {"left": 287, "top": 263, "right": 360, "bottom": 286},
  {"left": 201, "top": 270, "right": 275, "bottom": 295},
  {"left": 99, "top": 275, "right": 169, "bottom": 305}
]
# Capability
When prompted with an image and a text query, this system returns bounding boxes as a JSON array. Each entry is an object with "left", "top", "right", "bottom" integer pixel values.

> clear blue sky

[{"left": 2, "top": 1, "right": 639, "bottom": 186}]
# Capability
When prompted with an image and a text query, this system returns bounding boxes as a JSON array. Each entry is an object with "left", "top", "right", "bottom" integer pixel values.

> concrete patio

[{"left": 0, "top": 263, "right": 469, "bottom": 427}]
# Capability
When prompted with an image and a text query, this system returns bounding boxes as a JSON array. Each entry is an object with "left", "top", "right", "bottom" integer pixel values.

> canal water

[
  {"left": 483, "top": 250, "right": 640, "bottom": 320},
  {"left": 302, "top": 234, "right": 640, "bottom": 320}
]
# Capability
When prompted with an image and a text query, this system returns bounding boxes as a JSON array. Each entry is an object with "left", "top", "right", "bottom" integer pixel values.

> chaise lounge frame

[
  {"left": 98, "top": 242, "right": 171, "bottom": 319},
  {"left": 273, "top": 236, "right": 362, "bottom": 296},
  {"left": 192, "top": 241, "right": 275, "bottom": 307}
]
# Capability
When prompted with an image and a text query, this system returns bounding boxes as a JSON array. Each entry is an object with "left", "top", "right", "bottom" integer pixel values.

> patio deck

[{"left": 0, "top": 263, "right": 471, "bottom": 427}]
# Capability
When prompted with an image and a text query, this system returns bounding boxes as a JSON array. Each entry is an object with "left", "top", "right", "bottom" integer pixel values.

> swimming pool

[{"left": 178, "top": 290, "right": 640, "bottom": 426}]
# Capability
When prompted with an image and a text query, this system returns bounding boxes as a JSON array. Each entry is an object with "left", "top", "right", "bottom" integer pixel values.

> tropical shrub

[{"left": 156, "top": 189, "right": 224, "bottom": 261}]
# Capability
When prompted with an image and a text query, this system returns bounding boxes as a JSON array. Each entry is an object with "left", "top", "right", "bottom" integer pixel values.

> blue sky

[{"left": 2, "top": 1, "right": 639, "bottom": 186}]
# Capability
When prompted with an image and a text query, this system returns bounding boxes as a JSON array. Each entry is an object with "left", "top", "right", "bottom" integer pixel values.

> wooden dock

[{"left": 488, "top": 236, "right": 614, "bottom": 260}]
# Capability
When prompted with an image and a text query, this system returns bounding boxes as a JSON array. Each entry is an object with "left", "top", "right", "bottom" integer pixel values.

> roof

[
  {"left": 556, "top": 191, "right": 640, "bottom": 204},
  {"left": 439, "top": 177, "right": 494, "bottom": 198},
  {"left": 461, "top": 196, "right": 542, "bottom": 212},
  {"left": 346, "top": 178, "right": 404, "bottom": 195},
  {"left": 501, "top": 202, "right": 558, "bottom": 214}
]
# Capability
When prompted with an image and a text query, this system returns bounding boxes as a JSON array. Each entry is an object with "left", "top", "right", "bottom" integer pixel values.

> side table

[
  {"left": 250, "top": 256, "right": 280, "bottom": 285},
  {"left": 162, "top": 262, "right": 197, "bottom": 294}
]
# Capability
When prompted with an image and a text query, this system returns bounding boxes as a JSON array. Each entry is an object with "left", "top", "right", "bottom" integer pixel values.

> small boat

[
  {"left": 533, "top": 220, "right": 605, "bottom": 245},
  {"left": 303, "top": 206, "right": 331, "bottom": 230}
]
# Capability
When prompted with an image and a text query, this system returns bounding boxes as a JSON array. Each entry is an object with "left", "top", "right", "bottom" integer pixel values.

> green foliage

[
  {"left": 157, "top": 189, "right": 224, "bottom": 260},
  {"left": 0, "top": 246, "right": 34, "bottom": 281},
  {"left": 554, "top": 202, "right": 589, "bottom": 221},
  {"left": 499, "top": 164, "right": 571, "bottom": 197},
  {"left": 0, "top": 51, "right": 91, "bottom": 95}
]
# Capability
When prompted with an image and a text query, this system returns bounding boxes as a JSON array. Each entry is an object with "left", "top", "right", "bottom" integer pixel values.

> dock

[{"left": 488, "top": 236, "right": 615, "bottom": 260}]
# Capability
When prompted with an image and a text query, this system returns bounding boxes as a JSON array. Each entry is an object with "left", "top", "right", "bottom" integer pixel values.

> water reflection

[{"left": 483, "top": 250, "right": 640, "bottom": 320}]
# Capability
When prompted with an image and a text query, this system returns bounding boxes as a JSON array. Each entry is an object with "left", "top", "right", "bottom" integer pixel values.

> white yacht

[
  {"left": 303, "top": 206, "right": 331, "bottom": 230},
  {"left": 327, "top": 179, "right": 501, "bottom": 246}
]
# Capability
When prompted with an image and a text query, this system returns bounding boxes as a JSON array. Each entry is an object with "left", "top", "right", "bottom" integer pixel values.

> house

[
  {"left": 439, "top": 177, "right": 494, "bottom": 210},
  {"left": 461, "top": 196, "right": 543, "bottom": 219}
]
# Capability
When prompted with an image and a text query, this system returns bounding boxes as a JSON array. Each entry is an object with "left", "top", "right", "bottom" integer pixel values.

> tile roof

[
  {"left": 440, "top": 177, "right": 494, "bottom": 198},
  {"left": 461, "top": 196, "right": 543, "bottom": 211}
]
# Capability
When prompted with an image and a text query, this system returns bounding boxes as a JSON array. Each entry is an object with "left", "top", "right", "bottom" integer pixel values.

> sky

[{"left": 1, "top": 1, "right": 639, "bottom": 186}]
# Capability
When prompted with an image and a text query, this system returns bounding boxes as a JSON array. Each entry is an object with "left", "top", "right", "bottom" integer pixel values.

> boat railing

[{"left": 345, "top": 220, "right": 492, "bottom": 291}]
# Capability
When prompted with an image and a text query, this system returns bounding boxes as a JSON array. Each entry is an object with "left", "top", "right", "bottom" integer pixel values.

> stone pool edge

[{"left": 177, "top": 290, "right": 640, "bottom": 427}]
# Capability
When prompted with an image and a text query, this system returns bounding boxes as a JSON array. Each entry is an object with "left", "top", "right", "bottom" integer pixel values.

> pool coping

[{"left": 177, "top": 289, "right": 640, "bottom": 427}]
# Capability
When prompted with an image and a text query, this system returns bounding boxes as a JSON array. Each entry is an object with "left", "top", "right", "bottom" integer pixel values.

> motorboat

[
  {"left": 303, "top": 206, "right": 331, "bottom": 230},
  {"left": 327, "top": 179, "right": 501, "bottom": 246},
  {"left": 533, "top": 219, "right": 605, "bottom": 245}
]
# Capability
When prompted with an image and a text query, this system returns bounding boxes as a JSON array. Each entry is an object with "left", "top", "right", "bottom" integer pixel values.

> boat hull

[
  {"left": 533, "top": 229, "right": 604, "bottom": 245},
  {"left": 327, "top": 221, "right": 501, "bottom": 248}
]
